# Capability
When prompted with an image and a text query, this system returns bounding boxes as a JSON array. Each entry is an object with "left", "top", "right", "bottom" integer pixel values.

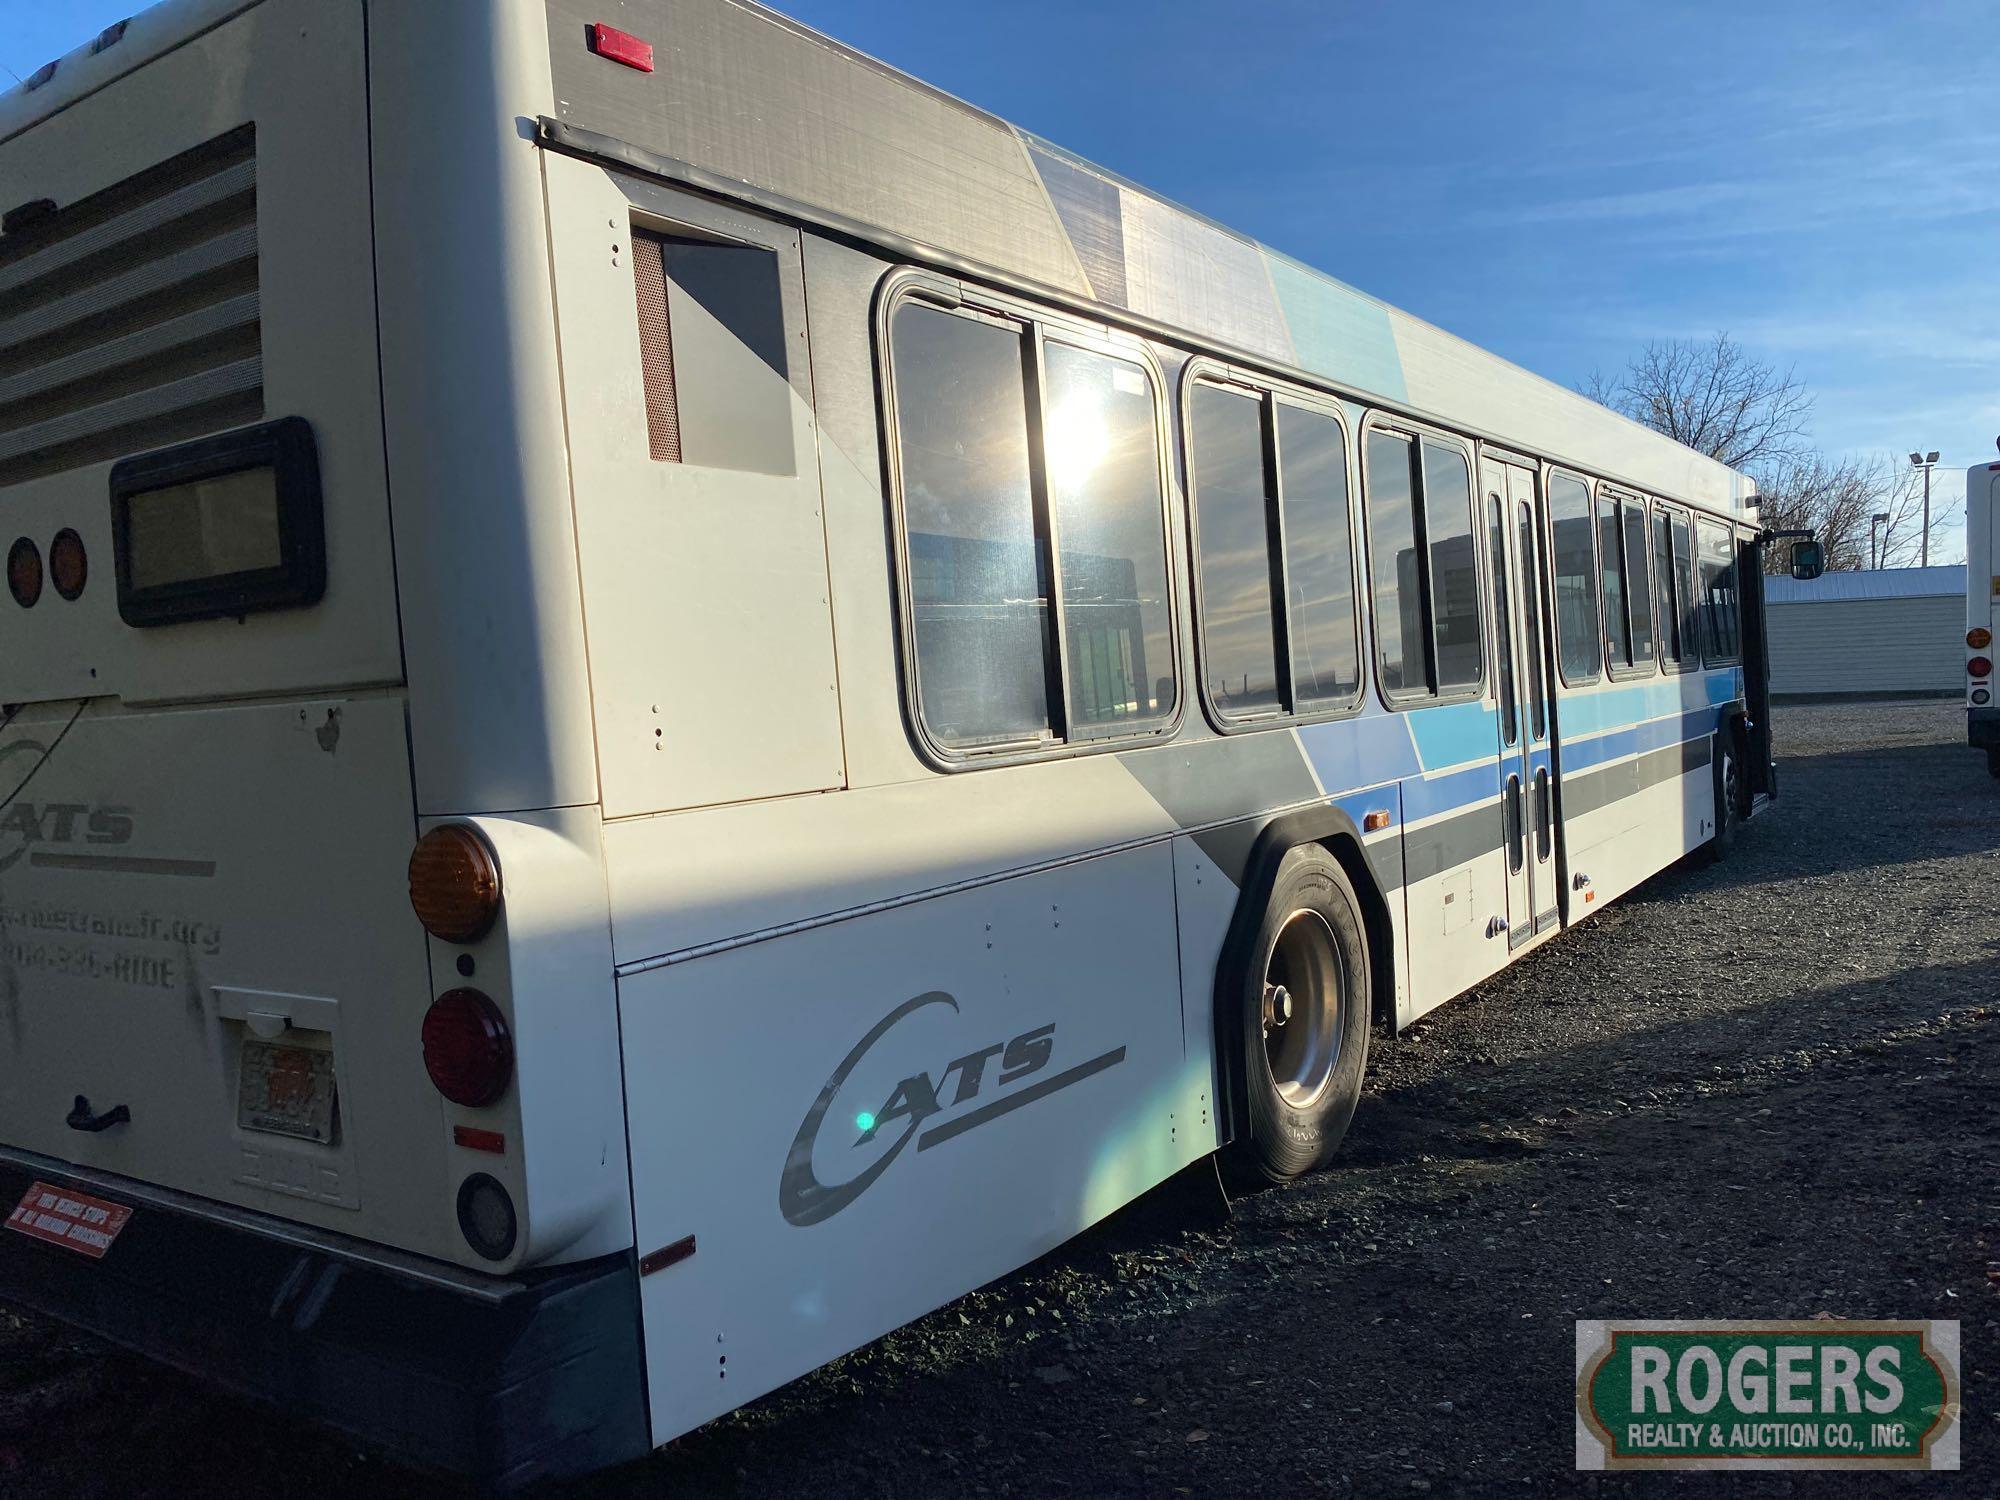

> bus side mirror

[{"left": 1789, "top": 538, "right": 1825, "bottom": 581}]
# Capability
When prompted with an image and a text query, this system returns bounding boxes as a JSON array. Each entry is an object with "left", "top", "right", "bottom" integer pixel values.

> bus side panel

[
  {"left": 1554, "top": 674, "right": 1732, "bottom": 914},
  {"left": 615, "top": 844, "right": 1197, "bottom": 1445}
]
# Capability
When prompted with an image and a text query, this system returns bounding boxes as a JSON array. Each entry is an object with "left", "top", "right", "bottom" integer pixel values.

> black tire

[
  {"left": 1987, "top": 747, "right": 2000, "bottom": 780},
  {"left": 1707, "top": 730, "right": 1744, "bottom": 862},
  {"left": 1222, "top": 845, "right": 1372, "bottom": 1187}
]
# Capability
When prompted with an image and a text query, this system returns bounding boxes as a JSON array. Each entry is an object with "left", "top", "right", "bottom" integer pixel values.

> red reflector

[
  {"left": 1970, "top": 655, "right": 1993, "bottom": 679},
  {"left": 422, "top": 989, "right": 513, "bottom": 1108},
  {"left": 453, "top": 1124, "right": 506, "bottom": 1155},
  {"left": 587, "top": 22, "right": 654, "bottom": 72}
]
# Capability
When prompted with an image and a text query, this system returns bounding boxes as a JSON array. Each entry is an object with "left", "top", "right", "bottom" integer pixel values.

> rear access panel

[{"left": 0, "top": 696, "right": 449, "bottom": 1258}]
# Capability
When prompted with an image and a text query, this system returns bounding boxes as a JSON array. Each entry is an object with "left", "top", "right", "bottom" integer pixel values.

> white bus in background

[
  {"left": 1968, "top": 458, "right": 1999, "bottom": 773},
  {"left": 0, "top": 0, "right": 1803, "bottom": 1488}
]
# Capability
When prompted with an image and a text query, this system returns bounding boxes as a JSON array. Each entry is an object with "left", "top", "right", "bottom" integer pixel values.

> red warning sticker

[{"left": 5, "top": 1181, "right": 132, "bottom": 1259}]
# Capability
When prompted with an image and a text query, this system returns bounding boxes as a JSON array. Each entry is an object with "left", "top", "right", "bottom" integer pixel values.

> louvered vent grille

[{"left": 0, "top": 124, "right": 261, "bottom": 488}]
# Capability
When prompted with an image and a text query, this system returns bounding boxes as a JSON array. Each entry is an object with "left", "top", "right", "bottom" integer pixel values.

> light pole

[
  {"left": 1870, "top": 511, "right": 1890, "bottom": 570},
  {"left": 1908, "top": 451, "right": 1939, "bottom": 567}
]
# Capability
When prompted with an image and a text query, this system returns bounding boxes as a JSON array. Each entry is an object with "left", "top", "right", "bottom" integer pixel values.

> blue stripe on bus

[{"left": 1406, "top": 699, "right": 1497, "bottom": 771}]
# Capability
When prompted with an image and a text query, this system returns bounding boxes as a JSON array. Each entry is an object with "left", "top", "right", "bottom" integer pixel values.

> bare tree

[
  {"left": 1751, "top": 452, "right": 1965, "bottom": 573},
  {"left": 1752, "top": 452, "right": 1879, "bottom": 572},
  {"left": 1874, "top": 460, "right": 1963, "bottom": 570},
  {"left": 1582, "top": 332, "right": 1814, "bottom": 470}
]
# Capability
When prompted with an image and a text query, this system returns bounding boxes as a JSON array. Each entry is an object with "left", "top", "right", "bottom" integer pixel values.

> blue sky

[{"left": 10, "top": 1, "right": 1991, "bottom": 560}]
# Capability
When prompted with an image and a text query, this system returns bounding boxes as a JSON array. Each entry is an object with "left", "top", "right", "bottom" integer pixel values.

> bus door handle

[{"left": 67, "top": 1095, "right": 131, "bottom": 1133}]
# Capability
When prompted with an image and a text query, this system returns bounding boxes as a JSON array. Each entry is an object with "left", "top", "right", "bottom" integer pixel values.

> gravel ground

[{"left": 3, "top": 700, "right": 1994, "bottom": 1497}]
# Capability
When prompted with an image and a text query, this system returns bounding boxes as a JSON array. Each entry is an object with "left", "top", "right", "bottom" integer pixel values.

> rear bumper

[
  {"left": 0, "top": 1147, "right": 648, "bottom": 1492},
  {"left": 1970, "top": 706, "right": 2000, "bottom": 749}
]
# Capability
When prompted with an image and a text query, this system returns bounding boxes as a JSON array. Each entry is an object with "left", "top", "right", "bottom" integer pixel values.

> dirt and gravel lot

[{"left": 3, "top": 700, "right": 1994, "bottom": 1497}]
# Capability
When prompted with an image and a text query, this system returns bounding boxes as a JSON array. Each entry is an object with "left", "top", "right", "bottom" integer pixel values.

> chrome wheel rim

[{"left": 1261, "top": 908, "right": 1345, "bottom": 1109}]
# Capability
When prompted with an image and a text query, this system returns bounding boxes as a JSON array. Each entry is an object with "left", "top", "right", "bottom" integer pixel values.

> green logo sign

[{"left": 1576, "top": 1321, "right": 1959, "bottom": 1470}]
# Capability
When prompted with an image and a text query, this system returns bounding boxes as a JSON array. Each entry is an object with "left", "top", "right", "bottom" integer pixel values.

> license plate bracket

[
  {"left": 237, "top": 1039, "right": 337, "bottom": 1144},
  {"left": 6, "top": 1181, "right": 133, "bottom": 1259}
]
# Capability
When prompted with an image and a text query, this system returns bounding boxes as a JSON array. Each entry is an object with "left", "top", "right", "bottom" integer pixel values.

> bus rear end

[
  {"left": 1971, "top": 460, "right": 1998, "bottom": 772},
  {"left": 0, "top": 1, "right": 645, "bottom": 1485}
]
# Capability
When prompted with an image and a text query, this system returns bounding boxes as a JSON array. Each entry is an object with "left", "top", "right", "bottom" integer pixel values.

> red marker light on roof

[{"left": 587, "top": 22, "right": 654, "bottom": 72}]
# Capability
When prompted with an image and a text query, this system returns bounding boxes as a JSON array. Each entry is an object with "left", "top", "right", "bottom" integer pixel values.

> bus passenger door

[
  {"left": 1480, "top": 458, "right": 1556, "bottom": 944},
  {"left": 1509, "top": 466, "right": 1559, "bottom": 934}
]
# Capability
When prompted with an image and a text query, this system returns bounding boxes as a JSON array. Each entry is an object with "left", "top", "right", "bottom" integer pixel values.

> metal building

[{"left": 1766, "top": 566, "right": 1966, "bottom": 698}]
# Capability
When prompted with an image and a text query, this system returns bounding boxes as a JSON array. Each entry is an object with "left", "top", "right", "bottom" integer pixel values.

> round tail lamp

[
  {"left": 49, "top": 529, "right": 86, "bottom": 601},
  {"left": 1969, "top": 656, "right": 1993, "bottom": 680},
  {"left": 7, "top": 537, "right": 41, "bottom": 608},
  {"left": 409, "top": 825, "right": 500, "bottom": 942},
  {"left": 1969, "top": 627, "right": 1992, "bottom": 650},
  {"left": 421, "top": 988, "right": 513, "bottom": 1107}
]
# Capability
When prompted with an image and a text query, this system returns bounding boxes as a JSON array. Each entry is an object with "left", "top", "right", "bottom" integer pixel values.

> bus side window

[
  {"left": 1671, "top": 512, "right": 1701, "bottom": 660},
  {"left": 1421, "top": 441, "right": 1481, "bottom": 691},
  {"left": 1364, "top": 430, "right": 1426, "bottom": 697},
  {"left": 1547, "top": 473, "right": 1602, "bottom": 683},
  {"left": 1652, "top": 507, "right": 1684, "bottom": 665},
  {"left": 1621, "top": 496, "right": 1655, "bottom": 666},
  {"left": 1362, "top": 428, "right": 1482, "bottom": 704},
  {"left": 1696, "top": 517, "right": 1740, "bottom": 663},
  {"left": 1276, "top": 403, "right": 1361, "bottom": 708},
  {"left": 887, "top": 294, "right": 1179, "bottom": 758},
  {"left": 1190, "top": 383, "right": 1284, "bottom": 716},
  {"left": 1045, "top": 342, "right": 1176, "bottom": 732},
  {"left": 890, "top": 301, "right": 1054, "bottom": 750},
  {"left": 1597, "top": 494, "right": 1630, "bottom": 668}
]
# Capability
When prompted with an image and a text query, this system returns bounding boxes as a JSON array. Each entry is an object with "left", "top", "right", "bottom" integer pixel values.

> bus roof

[{"left": 542, "top": 0, "right": 1752, "bottom": 515}]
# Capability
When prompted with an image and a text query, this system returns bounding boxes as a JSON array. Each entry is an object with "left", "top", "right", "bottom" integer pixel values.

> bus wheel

[
  {"left": 1708, "top": 733, "right": 1744, "bottom": 861},
  {"left": 1224, "top": 846, "right": 1371, "bottom": 1187}
]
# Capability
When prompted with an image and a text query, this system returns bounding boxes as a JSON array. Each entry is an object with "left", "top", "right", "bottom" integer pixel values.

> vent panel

[{"left": 0, "top": 125, "right": 260, "bottom": 487}]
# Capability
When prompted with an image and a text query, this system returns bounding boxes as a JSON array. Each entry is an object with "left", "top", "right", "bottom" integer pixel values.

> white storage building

[{"left": 1765, "top": 565, "right": 1966, "bottom": 699}]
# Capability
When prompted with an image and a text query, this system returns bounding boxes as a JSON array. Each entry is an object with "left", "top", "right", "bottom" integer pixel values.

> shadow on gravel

[{"left": 1344, "top": 954, "right": 1999, "bottom": 1169}]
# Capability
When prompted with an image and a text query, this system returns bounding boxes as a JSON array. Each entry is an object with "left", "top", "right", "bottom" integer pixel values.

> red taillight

[
  {"left": 422, "top": 989, "right": 513, "bottom": 1107},
  {"left": 586, "top": 22, "right": 654, "bottom": 72},
  {"left": 49, "top": 529, "right": 86, "bottom": 601},
  {"left": 1969, "top": 655, "right": 1993, "bottom": 679},
  {"left": 7, "top": 537, "right": 41, "bottom": 608}
]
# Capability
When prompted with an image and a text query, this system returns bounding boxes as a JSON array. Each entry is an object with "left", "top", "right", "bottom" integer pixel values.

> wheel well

[
  {"left": 1211, "top": 810, "right": 1399, "bottom": 1142},
  {"left": 1314, "top": 833, "right": 1398, "bottom": 1032}
]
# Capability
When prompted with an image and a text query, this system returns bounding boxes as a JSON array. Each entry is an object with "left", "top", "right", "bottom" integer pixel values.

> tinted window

[
  {"left": 1488, "top": 492, "right": 1516, "bottom": 746},
  {"left": 1423, "top": 442, "right": 1481, "bottom": 690},
  {"left": 1597, "top": 496, "right": 1629, "bottom": 667},
  {"left": 1548, "top": 473, "right": 1601, "bottom": 682},
  {"left": 1191, "top": 384, "right": 1282, "bottom": 715},
  {"left": 891, "top": 303, "right": 1051, "bottom": 748},
  {"left": 1621, "top": 498, "right": 1654, "bottom": 664},
  {"left": 1277, "top": 404, "right": 1360, "bottom": 706},
  {"left": 1365, "top": 431, "right": 1425, "bottom": 695},
  {"left": 1697, "top": 519, "right": 1740, "bottom": 661},
  {"left": 1517, "top": 500, "right": 1546, "bottom": 738},
  {"left": 1045, "top": 343, "right": 1175, "bottom": 730},
  {"left": 1653, "top": 510, "right": 1684, "bottom": 664},
  {"left": 1671, "top": 514, "right": 1701, "bottom": 660}
]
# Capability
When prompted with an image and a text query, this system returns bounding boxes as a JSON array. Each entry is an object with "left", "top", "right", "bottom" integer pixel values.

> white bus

[
  {"left": 1967, "top": 459, "right": 1998, "bottom": 772},
  {"left": 0, "top": 0, "right": 1809, "bottom": 1487}
]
